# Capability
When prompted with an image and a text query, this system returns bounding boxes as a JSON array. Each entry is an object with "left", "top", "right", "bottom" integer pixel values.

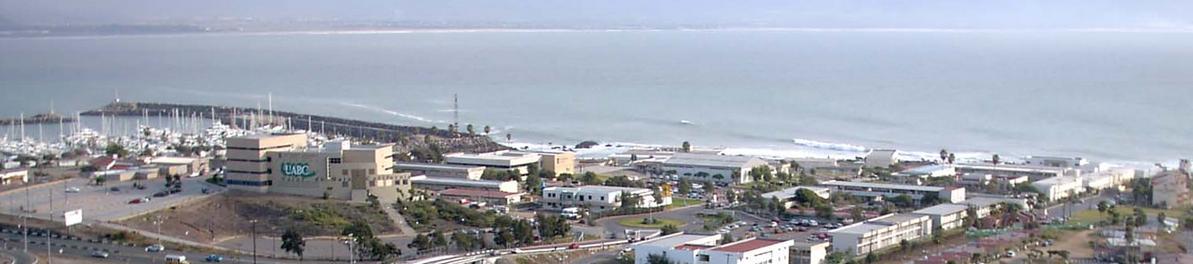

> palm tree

[
  {"left": 483, "top": 125, "right": 491, "bottom": 134},
  {"left": 506, "top": 133, "right": 512, "bottom": 142},
  {"left": 992, "top": 154, "right": 1001, "bottom": 165},
  {"left": 939, "top": 149, "right": 949, "bottom": 162},
  {"left": 681, "top": 141, "right": 691, "bottom": 152},
  {"left": 947, "top": 153, "right": 956, "bottom": 164},
  {"left": 466, "top": 124, "right": 475, "bottom": 136}
]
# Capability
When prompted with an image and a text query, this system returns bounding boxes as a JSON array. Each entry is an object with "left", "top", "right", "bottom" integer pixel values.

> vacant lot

[{"left": 118, "top": 193, "right": 393, "bottom": 243}]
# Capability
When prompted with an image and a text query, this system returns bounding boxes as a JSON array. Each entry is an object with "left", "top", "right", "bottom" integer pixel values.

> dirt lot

[{"left": 118, "top": 192, "right": 394, "bottom": 243}]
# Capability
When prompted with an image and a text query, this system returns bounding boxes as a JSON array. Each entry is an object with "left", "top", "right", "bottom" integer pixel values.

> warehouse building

[{"left": 436, "top": 188, "right": 524, "bottom": 206}]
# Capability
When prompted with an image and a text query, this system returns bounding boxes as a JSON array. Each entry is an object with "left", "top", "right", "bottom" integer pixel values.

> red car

[
  {"left": 568, "top": 243, "right": 580, "bottom": 250},
  {"left": 128, "top": 199, "right": 142, "bottom": 204}
]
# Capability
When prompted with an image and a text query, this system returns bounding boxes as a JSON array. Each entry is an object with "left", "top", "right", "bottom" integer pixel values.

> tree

[
  {"left": 703, "top": 180, "right": 715, "bottom": 194},
  {"left": 1097, "top": 201, "right": 1109, "bottom": 214},
  {"left": 483, "top": 125, "right": 491, "bottom": 134},
  {"left": 889, "top": 194, "right": 915, "bottom": 208},
  {"left": 524, "top": 173, "right": 543, "bottom": 195},
  {"left": 851, "top": 207, "right": 864, "bottom": 221},
  {"left": 1158, "top": 212, "right": 1168, "bottom": 225},
  {"left": 815, "top": 204, "right": 835, "bottom": 220},
  {"left": 865, "top": 253, "right": 877, "bottom": 264},
  {"left": 720, "top": 233, "right": 735, "bottom": 245},
  {"left": 580, "top": 172, "right": 602, "bottom": 185},
  {"left": 660, "top": 224, "right": 679, "bottom": 235},
  {"left": 992, "top": 154, "right": 1001, "bottom": 165},
  {"left": 280, "top": 228, "right": 306, "bottom": 260},
  {"left": 408, "top": 234, "right": 431, "bottom": 253},
  {"left": 465, "top": 124, "right": 475, "bottom": 136},
  {"left": 1133, "top": 208, "right": 1147, "bottom": 227},
  {"left": 939, "top": 149, "right": 949, "bottom": 162},
  {"left": 899, "top": 239, "right": 910, "bottom": 252},
  {"left": 506, "top": 133, "right": 512, "bottom": 142},
  {"left": 681, "top": 141, "right": 691, "bottom": 153},
  {"left": 677, "top": 178, "right": 692, "bottom": 194},
  {"left": 431, "top": 230, "right": 448, "bottom": 251},
  {"left": 620, "top": 191, "right": 641, "bottom": 209},
  {"left": 947, "top": 153, "right": 956, "bottom": 164},
  {"left": 104, "top": 143, "right": 128, "bottom": 157}
]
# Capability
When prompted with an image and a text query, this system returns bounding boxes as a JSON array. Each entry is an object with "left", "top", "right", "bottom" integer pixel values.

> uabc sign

[{"left": 281, "top": 162, "right": 317, "bottom": 177}]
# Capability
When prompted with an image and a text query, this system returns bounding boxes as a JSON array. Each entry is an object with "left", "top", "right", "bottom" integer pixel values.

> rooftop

[
  {"left": 901, "top": 164, "right": 954, "bottom": 175},
  {"left": 410, "top": 176, "right": 513, "bottom": 186},
  {"left": 149, "top": 156, "right": 199, "bottom": 164},
  {"left": 761, "top": 186, "right": 832, "bottom": 200},
  {"left": 833, "top": 213, "right": 926, "bottom": 234},
  {"left": 640, "top": 234, "right": 717, "bottom": 248},
  {"left": 545, "top": 185, "right": 651, "bottom": 194},
  {"left": 873, "top": 213, "right": 928, "bottom": 224},
  {"left": 446, "top": 151, "right": 540, "bottom": 160},
  {"left": 438, "top": 188, "right": 520, "bottom": 198},
  {"left": 821, "top": 180, "right": 945, "bottom": 192},
  {"left": 709, "top": 238, "right": 787, "bottom": 253},
  {"left": 913, "top": 203, "right": 969, "bottom": 215},
  {"left": 954, "top": 163, "right": 1068, "bottom": 173},
  {"left": 663, "top": 153, "right": 764, "bottom": 168},
  {"left": 395, "top": 162, "right": 485, "bottom": 171}
]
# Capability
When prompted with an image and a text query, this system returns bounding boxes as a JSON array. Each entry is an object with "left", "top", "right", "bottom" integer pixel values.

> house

[
  {"left": 633, "top": 233, "right": 795, "bottom": 264},
  {"left": 829, "top": 213, "right": 933, "bottom": 255},
  {"left": 661, "top": 153, "right": 770, "bottom": 185}
]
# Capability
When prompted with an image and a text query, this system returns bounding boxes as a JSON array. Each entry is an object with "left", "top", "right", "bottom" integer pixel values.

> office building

[
  {"left": 541, "top": 185, "right": 669, "bottom": 212},
  {"left": 661, "top": 153, "right": 770, "bottom": 185},
  {"left": 829, "top": 213, "right": 933, "bottom": 255},
  {"left": 224, "top": 134, "right": 412, "bottom": 203},
  {"left": 395, "top": 162, "right": 485, "bottom": 180},
  {"left": 436, "top": 188, "right": 523, "bottom": 206},
  {"left": 633, "top": 233, "right": 795, "bottom": 264},
  {"left": 820, "top": 180, "right": 966, "bottom": 203},
  {"left": 790, "top": 241, "right": 830, "bottom": 264},
  {"left": 225, "top": 133, "right": 308, "bottom": 192},
  {"left": 409, "top": 175, "right": 520, "bottom": 193},
  {"left": 527, "top": 151, "right": 576, "bottom": 176},
  {"left": 912, "top": 204, "right": 969, "bottom": 231},
  {"left": 445, "top": 151, "right": 542, "bottom": 175}
]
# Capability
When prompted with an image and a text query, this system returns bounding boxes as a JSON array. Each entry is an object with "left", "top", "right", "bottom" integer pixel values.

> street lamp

[{"left": 344, "top": 233, "right": 355, "bottom": 264}]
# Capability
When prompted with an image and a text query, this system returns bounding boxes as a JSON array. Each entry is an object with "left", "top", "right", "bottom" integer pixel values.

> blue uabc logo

[{"left": 281, "top": 163, "right": 316, "bottom": 177}]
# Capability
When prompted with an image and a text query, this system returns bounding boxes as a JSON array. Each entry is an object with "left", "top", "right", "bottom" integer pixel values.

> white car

[
  {"left": 145, "top": 244, "right": 165, "bottom": 252},
  {"left": 65, "top": 187, "right": 81, "bottom": 193}
]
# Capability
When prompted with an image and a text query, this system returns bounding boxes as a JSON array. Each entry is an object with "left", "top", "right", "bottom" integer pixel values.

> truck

[
  {"left": 165, "top": 255, "right": 189, "bottom": 264},
  {"left": 561, "top": 207, "right": 581, "bottom": 219}
]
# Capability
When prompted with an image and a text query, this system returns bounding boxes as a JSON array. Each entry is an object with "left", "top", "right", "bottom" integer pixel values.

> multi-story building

[
  {"left": 526, "top": 151, "right": 576, "bottom": 176},
  {"left": 1152, "top": 170, "right": 1190, "bottom": 209},
  {"left": 912, "top": 204, "right": 969, "bottom": 231},
  {"left": 1030, "top": 176, "right": 1084, "bottom": 202},
  {"left": 661, "top": 153, "right": 770, "bottom": 185},
  {"left": 436, "top": 188, "right": 524, "bottom": 206},
  {"left": 954, "top": 163, "right": 1074, "bottom": 182},
  {"left": 829, "top": 213, "right": 933, "bottom": 255},
  {"left": 224, "top": 134, "right": 412, "bottom": 203},
  {"left": 633, "top": 233, "right": 795, "bottom": 264},
  {"left": 820, "top": 180, "right": 966, "bottom": 203},
  {"left": 541, "top": 185, "right": 669, "bottom": 212},
  {"left": 790, "top": 241, "right": 830, "bottom": 264},
  {"left": 445, "top": 151, "right": 542, "bottom": 175},
  {"left": 395, "top": 162, "right": 485, "bottom": 180}
]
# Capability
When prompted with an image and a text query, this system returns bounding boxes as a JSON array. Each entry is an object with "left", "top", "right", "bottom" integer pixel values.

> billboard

[
  {"left": 64, "top": 209, "right": 83, "bottom": 226},
  {"left": 280, "top": 163, "right": 317, "bottom": 177}
]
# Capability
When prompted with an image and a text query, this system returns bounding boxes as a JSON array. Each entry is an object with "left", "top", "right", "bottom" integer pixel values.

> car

[
  {"left": 65, "top": 187, "right": 81, "bottom": 193},
  {"left": 128, "top": 198, "right": 143, "bottom": 204},
  {"left": 145, "top": 244, "right": 165, "bottom": 252},
  {"left": 205, "top": 254, "right": 224, "bottom": 262},
  {"left": 169, "top": 188, "right": 182, "bottom": 194},
  {"left": 90, "top": 250, "right": 110, "bottom": 258},
  {"left": 109, "top": 187, "right": 121, "bottom": 192},
  {"left": 153, "top": 191, "right": 169, "bottom": 197},
  {"left": 568, "top": 243, "right": 580, "bottom": 249},
  {"left": 1006, "top": 250, "right": 1016, "bottom": 257}
]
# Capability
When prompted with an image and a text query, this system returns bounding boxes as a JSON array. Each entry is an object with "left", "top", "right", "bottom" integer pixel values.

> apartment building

[
  {"left": 790, "top": 241, "right": 830, "bottom": 264},
  {"left": 1030, "top": 176, "right": 1084, "bottom": 202},
  {"left": 820, "top": 180, "right": 966, "bottom": 203},
  {"left": 829, "top": 213, "right": 933, "bottom": 255},
  {"left": 912, "top": 204, "right": 969, "bottom": 231},
  {"left": 633, "top": 233, "right": 795, "bottom": 264}
]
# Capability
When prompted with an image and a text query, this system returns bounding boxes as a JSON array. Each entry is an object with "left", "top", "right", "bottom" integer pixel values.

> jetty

[{"left": 0, "top": 112, "right": 76, "bottom": 126}]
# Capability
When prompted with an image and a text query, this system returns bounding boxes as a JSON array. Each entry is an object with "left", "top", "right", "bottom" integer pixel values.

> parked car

[
  {"left": 128, "top": 198, "right": 143, "bottom": 204},
  {"left": 109, "top": 187, "right": 121, "bottom": 192},
  {"left": 90, "top": 250, "right": 110, "bottom": 258},
  {"left": 205, "top": 254, "right": 224, "bottom": 262},
  {"left": 145, "top": 244, "right": 165, "bottom": 252},
  {"left": 65, "top": 187, "right": 81, "bottom": 193}
]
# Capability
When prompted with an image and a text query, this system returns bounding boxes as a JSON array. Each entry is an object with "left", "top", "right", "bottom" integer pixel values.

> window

[
  {"left": 600, "top": 196, "right": 605, "bottom": 201},
  {"left": 329, "top": 158, "right": 342, "bottom": 164},
  {"left": 697, "top": 255, "right": 710, "bottom": 261}
]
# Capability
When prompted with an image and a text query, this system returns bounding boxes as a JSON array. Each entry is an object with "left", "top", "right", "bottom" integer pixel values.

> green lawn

[
  {"left": 1069, "top": 205, "right": 1188, "bottom": 226},
  {"left": 617, "top": 217, "right": 685, "bottom": 228},
  {"left": 668, "top": 197, "right": 703, "bottom": 209}
]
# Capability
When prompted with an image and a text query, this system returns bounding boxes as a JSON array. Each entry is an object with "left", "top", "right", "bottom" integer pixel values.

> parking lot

[{"left": 0, "top": 176, "right": 223, "bottom": 223}]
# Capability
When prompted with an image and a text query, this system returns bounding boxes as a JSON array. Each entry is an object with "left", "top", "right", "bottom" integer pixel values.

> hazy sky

[{"left": 1, "top": 0, "right": 1191, "bottom": 29}]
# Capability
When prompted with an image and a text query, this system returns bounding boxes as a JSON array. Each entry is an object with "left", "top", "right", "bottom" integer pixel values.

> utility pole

[
  {"left": 23, "top": 183, "right": 29, "bottom": 252},
  {"left": 453, "top": 94, "right": 459, "bottom": 130},
  {"left": 47, "top": 186, "right": 52, "bottom": 264},
  {"left": 250, "top": 219, "right": 258, "bottom": 264}
]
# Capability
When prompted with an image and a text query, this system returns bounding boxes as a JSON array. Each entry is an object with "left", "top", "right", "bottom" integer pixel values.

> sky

[{"left": 0, "top": 0, "right": 1191, "bottom": 29}]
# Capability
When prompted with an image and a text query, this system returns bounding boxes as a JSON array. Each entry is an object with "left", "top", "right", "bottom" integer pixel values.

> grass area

[
  {"left": 668, "top": 197, "right": 703, "bottom": 209},
  {"left": 617, "top": 217, "right": 684, "bottom": 228},
  {"left": 1068, "top": 205, "right": 1188, "bottom": 226}
]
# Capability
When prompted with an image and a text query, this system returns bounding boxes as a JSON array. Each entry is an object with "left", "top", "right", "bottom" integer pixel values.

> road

[
  {"left": 1043, "top": 191, "right": 1116, "bottom": 219},
  {"left": 0, "top": 228, "right": 361, "bottom": 264}
]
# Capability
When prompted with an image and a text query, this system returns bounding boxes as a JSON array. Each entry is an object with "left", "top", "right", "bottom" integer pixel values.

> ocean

[{"left": 1, "top": 29, "right": 1190, "bottom": 164}]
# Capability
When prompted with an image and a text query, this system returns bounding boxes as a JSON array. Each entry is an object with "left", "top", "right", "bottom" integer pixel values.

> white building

[
  {"left": 661, "top": 153, "right": 770, "bottom": 185},
  {"left": 1024, "top": 156, "right": 1087, "bottom": 168},
  {"left": 395, "top": 162, "right": 486, "bottom": 180},
  {"left": 896, "top": 164, "right": 956, "bottom": 178},
  {"left": 409, "top": 175, "right": 520, "bottom": 193},
  {"left": 829, "top": 213, "right": 933, "bottom": 255},
  {"left": 444, "top": 151, "right": 542, "bottom": 175},
  {"left": 954, "top": 163, "right": 1075, "bottom": 182},
  {"left": 863, "top": 149, "right": 896, "bottom": 168},
  {"left": 912, "top": 204, "right": 969, "bottom": 231},
  {"left": 1030, "top": 176, "right": 1084, "bottom": 202},
  {"left": 790, "top": 241, "right": 829, "bottom": 264},
  {"left": 1079, "top": 168, "right": 1135, "bottom": 191},
  {"left": 542, "top": 185, "right": 670, "bottom": 212},
  {"left": 633, "top": 233, "right": 795, "bottom": 264},
  {"left": 0, "top": 168, "right": 28, "bottom": 185},
  {"left": 820, "top": 180, "right": 966, "bottom": 203},
  {"left": 762, "top": 186, "right": 833, "bottom": 208},
  {"left": 958, "top": 196, "right": 1031, "bottom": 219}
]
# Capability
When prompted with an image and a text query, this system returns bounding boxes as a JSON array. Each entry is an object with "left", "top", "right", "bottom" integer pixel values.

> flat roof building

[
  {"left": 959, "top": 196, "right": 1031, "bottom": 219},
  {"left": 662, "top": 153, "right": 770, "bottom": 185},
  {"left": 829, "top": 213, "right": 933, "bottom": 255},
  {"left": 762, "top": 186, "right": 833, "bottom": 208},
  {"left": 864, "top": 149, "right": 896, "bottom": 168},
  {"left": 912, "top": 204, "right": 969, "bottom": 231},
  {"left": 790, "top": 241, "right": 830, "bottom": 264},
  {"left": 395, "top": 162, "right": 485, "bottom": 180},
  {"left": 820, "top": 180, "right": 966, "bottom": 203},
  {"left": 542, "top": 185, "right": 670, "bottom": 212},
  {"left": 1030, "top": 176, "right": 1084, "bottom": 202},
  {"left": 523, "top": 151, "right": 576, "bottom": 176},
  {"left": 896, "top": 164, "right": 956, "bottom": 178},
  {"left": 445, "top": 151, "right": 541, "bottom": 175},
  {"left": 633, "top": 233, "right": 795, "bottom": 264},
  {"left": 0, "top": 168, "right": 28, "bottom": 185},
  {"left": 954, "top": 163, "right": 1074, "bottom": 182},
  {"left": 1152, "top": 171, "right": 1190, "bottom": 209},
  {"left": 436, "top": 188, "right": 524, "bottom": 206},
  {"left": 409, "top": 175, "right": 519, "bottom": 193},
  {"left": 224, "top": 134, "right": 412, "bottom": 203}
]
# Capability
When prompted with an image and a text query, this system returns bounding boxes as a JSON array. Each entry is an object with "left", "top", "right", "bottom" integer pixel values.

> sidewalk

[{"left": 381, "top": 204, "right": 418, "bottom": 237}]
